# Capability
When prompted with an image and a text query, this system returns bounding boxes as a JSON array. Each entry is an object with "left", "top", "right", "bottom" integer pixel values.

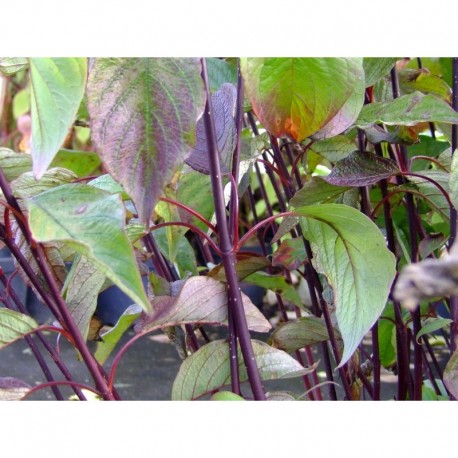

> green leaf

[
  {"left": 95, "top": 305, "right": 142, "bottom": 365},
  {"left": 269, "top": 316, "right": 336, "bottom": 353},
  {"left": 137, "top": 276, "right": 271, "bottom": 333},
  {"left": 416, "top": 318, "right": 453, "bottom": 343},
  {"left": 0, "top": 377, "right": 31, "bottom": 401},
  {"left": 26, "top": 183, "right": 151, "bottom": 313},
  {"left": 422, "top": 380, "right": 449, "bottom": 401},
  {"left": 211, "top": 391, "right": 246, "bottom": 401},
  {"left": 324, "top": 150, "right": 399, "bottom": 187},
  {"left": 87, "top": 58, "right": 206, "bottom": 225},
  {"left": 312, "top": 67, "right": 365, "bottom": 140},
  {"left": 0, "top": 148, "right": 33, "bottom": 181},
  {"left": 11, "top": 167, "right": 78, "bottom": 199},
  {"left": 0, "top": 309, "right": 38, "bottom": 349},
  {"left": 62, "top": 255, "right": 106, "bottom": 340},
  {"left": 29, "top": 58, "right": 87, "bottom": 178},
  {"left": 450, "top": 153, "right": 458, "bottom": 210},
  {"left": 88, "top": 174, "right": 128, "bottom": 199},
  {"left": 378, "top": 304, "right": 397, "bottom": 368},
  {"left": 172, "top": 339, "right": 312, "bottom": 400},
  {"left": 153, "top": 227, "right": 198, "bottom": 277},
  {"left": 405, "top": 171, "right": 451, "bottom": 220},
  {"left": 0, "top": 148, "right": 100, "bottom": 182},
  {"left": 295, "top": 204, "right": 396, "bottom": 366},
  {"left": 206, "top": 58, "right": 238, "bottom": 93},
  {"left": 290, "top": 177, "right": 350, "bottom": 207},
  {"left": 444, "top": 349, "right": 458, "bottom": 399},
  {"left": 0, "top": 58, "right": 28, "bottom": 75},
  {"left": 363, "top": 58, "right": 398, "bottom": 87},
  {"left": 399, "top": 68, "right": 452, "bottom": 102},
  {"left": 305, "top": 136, "right": 358, "bottom": 162},
  {"left": 419, "top": 233, "right": 446, "bottom": 259},
  {"left": 407, "top": 135, "right": 450, "bottom": 172},
  {"left": 241, "top": 58, "right": 364, "bottom": 141},
  {"left": 244, "top": 271, "right": 303, "bottom": 308},
  {"left": 13, "top": 88, "right": 30, "bottom": 119},
  {"left": 51, "top": 149, "right": 101, "bottom": 177},
  {"left": 176, "top": 170, "right": 215, "bottom": 233},
  {"left": 356, "top": 92, "right": 458, "bottom": 129}
]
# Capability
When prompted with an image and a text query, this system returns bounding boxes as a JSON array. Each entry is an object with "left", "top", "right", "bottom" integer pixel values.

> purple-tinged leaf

[
  {"left": 208, "top": 253, "right": 271, "bottom": 282},
  {"left": 324, "top": 150, "right": 399, "bottom": 187},
  {"left": 86, "top": 58, "right": 206, "bottom": 225},
  {"left": 136, "top": 276, "right": 271, "bottom": 333},
  {"left": 272, "top": 238, "right": 307, "bottom": 271},
  {"left": 29, "top": 58, "right": 87, "bottom": 178},
  {"left": 0, "top": 377, "right": 31, "bottom": 401},
  {"left": 185, "top": 83, "right": 236, "bottom": 175}
]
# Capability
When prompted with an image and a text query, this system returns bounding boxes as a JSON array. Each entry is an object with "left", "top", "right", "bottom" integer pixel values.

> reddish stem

[{"left": 159, "top": 196, "right": 217, "bottom": 233}]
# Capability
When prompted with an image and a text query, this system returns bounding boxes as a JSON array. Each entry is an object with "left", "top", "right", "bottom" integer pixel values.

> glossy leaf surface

[
  {"left": 295, "top": 204, "right": 396, "bottom": 366},
  {"left": 29, "top": 58, "right": 87, "bottom": 177},
  {"left": 242, "top": 58, "right": 363, "bottom": 141}
]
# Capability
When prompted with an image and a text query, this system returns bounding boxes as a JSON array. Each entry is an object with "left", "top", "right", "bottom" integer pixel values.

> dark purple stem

[
  {"left": 0, "top": 167, "right": 115, "bottom": 400},
  {"left": 375, "top": 145, "right": 410, "bottom": 400},
  {"left": 0, "top": 291, "right": 64, "bottom": 400},
  {"left": 449, "top": 57, "right": 458, "bottom": 351},
  {"left": 391, "top": 66, "right": 423, "bottom": 400},
  {"left": 201, "top": 58, "right": 265, "bottom": 400},
  {"left": 0, "top": 270, "right": 86, "bottom": 400}
]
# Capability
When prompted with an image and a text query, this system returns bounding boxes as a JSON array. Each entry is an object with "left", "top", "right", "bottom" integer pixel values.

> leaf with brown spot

[{"left": 241, "top": 58, "right": 364, "bottom": 141}]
